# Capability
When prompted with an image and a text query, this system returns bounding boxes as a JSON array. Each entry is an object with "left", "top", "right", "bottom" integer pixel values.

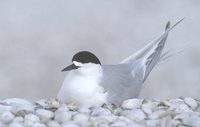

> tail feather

[
  {"left": 157, "top": 48, "right": 184, "bottom": 66},
  {"left": 120, "top": 19, "right": 184, "bottom": 82},
  {"left": 143, "top": 21, "right": 170, "bottom": 81},
  {"left": 120, "top": 18, "right": 184, "bottom": 64}
]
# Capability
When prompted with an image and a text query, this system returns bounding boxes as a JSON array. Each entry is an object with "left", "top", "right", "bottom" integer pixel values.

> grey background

[{"left": 0, "top": 0, "right": 199, "bottom": 101}]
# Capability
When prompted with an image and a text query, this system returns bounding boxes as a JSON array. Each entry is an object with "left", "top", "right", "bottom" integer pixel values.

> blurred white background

[{"left": 0, "top": 0, "right": 199, "bottom": 101}]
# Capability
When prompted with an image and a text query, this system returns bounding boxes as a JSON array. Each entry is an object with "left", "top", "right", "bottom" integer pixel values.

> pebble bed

[{"left": 0, "top": 97, "right": 200, "bottom": 127}]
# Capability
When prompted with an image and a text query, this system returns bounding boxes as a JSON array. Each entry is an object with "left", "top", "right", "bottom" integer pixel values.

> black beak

[{"left": 61, "top": 64, "right": 78, "bottom": 72}]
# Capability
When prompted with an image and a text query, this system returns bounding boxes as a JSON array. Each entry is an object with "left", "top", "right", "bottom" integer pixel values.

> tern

[{"left": 57, "top": 19, "right": 184, "bottom": 106}]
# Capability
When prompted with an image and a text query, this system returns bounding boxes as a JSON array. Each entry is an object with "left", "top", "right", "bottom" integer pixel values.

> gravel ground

[{"left": 0, "top": 97, "right": 200, "bottom": 127}]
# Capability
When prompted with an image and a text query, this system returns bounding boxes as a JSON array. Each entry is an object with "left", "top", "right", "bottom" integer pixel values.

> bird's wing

[
  {"left": 120, "top": 19, "right": 184, "bottom": 81},
  {"left": 100, "top": 64, "right": 142, "bottom": 104},
  {"left": 120, "top": 18, "right": 184, "bottom": 64}
]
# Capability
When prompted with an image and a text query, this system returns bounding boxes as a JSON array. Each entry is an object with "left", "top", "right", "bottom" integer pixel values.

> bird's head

[{"left": 62, "top": 51, "right": 102, "bottom": 74}]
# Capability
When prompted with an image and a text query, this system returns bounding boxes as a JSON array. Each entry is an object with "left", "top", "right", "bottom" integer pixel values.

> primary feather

[{"left": 100, "top": 19, "right": 184, "bottom": 105}]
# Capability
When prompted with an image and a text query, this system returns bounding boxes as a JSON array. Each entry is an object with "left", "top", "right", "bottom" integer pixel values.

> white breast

[{"left": 57, "top": 64, "right": 107, "bottom": 107}]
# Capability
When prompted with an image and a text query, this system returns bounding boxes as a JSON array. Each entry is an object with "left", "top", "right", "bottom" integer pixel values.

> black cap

[{"left": 62, "top": 51, "right": 101, "bottom": 71}]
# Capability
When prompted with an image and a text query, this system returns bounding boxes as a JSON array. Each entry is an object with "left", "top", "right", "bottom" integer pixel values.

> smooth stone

[
  {"left": 184, "top": 97, "right": 198, "bottom": 110},
  {"left": 0, "top": 111, "right": 15, "bottom": 124},
  {"left": 113, "top": 108, "right": 123, "bottom": 115},
  {"left": 35, "top": 99, "right": 48, "bottom": 108},
  {"left": 54, "top": 111, "right": 72, "bottom": 124},
  {"left": 174, "top": 103, "right": 193, "bottom": 113},
  {"left": 174, "top": 112, "right": 200, "bottom": 127},
  {"left": 160, "top": 116, "right": 173, "bottom": 127},
  {"left": 90, "top": 107, "right": 111, "bottom": 116},
  {"left": 13, "top": 116, "right": 24, "bottom": 123},
  {"left": 110, "top": 121, "right": 127, "bottom": 127},
  {"left": 90, "top": 116, "right": 110, "bottom": 125},
  {"left": 24, "top": 114, "right": 40, "bottom": 126},
  {"left": 142, "top": 102, "right": 158, "bottom": 114},
  {"left": 127, "top": 122, "right": 144, "bottom": 127},
  {"left": 72, "top": 113, "right": 89, "bottom": 124},
  {"left": 10, "top": 122, "right": 24, "bottom": 127},
  {"left": 32, "top": 123, "right": 46, "bottom": 127},
  {"left": 78, "top": 107, "right": 91, "bottom": 114},
  {"left": 3, "top": 98, "right": 32, "bottom": 106},
  {"left": 117, "top": 116, "right": 132, "bottom": 124},
  {"left": 36, "top": 109, "right": 54, "bottom": 123},
  {"left": 11, "top": 105, "right": 34, "bottom": 116},
  {"left": 55, "top": 105, "right": 69, "bottom": 113},
  {"left": 123, "top": 109, "right": 146, "bottom": 121},
  {"left": 0, "top": 105, "right": 12, "bottom": 114},
  {"left": 148, "top": 110, "right": 175, "bottom": 120},
  {"left": 47, "top": 120, "right": 61, "bottom": 127},
  {"left": 146, "top": 119, "right": 160, "bottom": 127},
  {"left": 164, "top": 99, "right": 193, "bottom": 113},
  {"left": 66, "top": 104, "right": 78, "bottom": 111},
  {"left": 168, "top": 99, "right": 185, "bottom": 108},
  {"left": 61, "top": 122, "right": 79, "bottom": 127},
  {"left": 100, "top": 115, "right": 117, "bottom": 123},
  {"left": 47, "top": 99, "right": 60, "bottom": 109},
  {"left": 90, "top": 115, "right": 117, "bottom": 124},
  {"left": 121, "top": 99, "right": 143, "bottom": 110}
]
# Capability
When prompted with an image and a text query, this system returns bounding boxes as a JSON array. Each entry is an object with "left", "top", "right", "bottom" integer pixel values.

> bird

[{"left": 57, "top": 19, "right": 184, "bottom": 107}]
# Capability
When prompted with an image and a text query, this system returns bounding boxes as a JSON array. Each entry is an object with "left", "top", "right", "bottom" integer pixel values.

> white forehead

[
  {"left": 72, "top": 61, "right": 99, "bottom": 67},
  {"left": 73, "top": 61, "right": 83, "bottom": 66}
]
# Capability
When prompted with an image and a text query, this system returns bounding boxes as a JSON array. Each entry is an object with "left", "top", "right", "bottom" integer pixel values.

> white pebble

[
  {"left": 146, "top": 119, "right": 160, "bottom": 127},
  {"left": 184, "top": 97, "right": 198, "bottom": 110},
  {"left": 13, "top": 116, "right": 24, "bottom": 123},
  {"left": 11, "top": 104, "right": 34, "bottom": 116},
  {"left": 142, "top": 102, "right": 158, "bottom": 114},
  {"left": 36, "top": 109, "right": 54, "bottom": 123},
  {"left": 73, "top": 113, "right": 89, "bottom": 124},
  {"left": 121, "top": 99, "right": 143, "bottom": 110},
  {"left": 148, "top": 110, "right": 174, "bottom": 120},
  {"left": 3, "top": 98, "right": 32, "bottom": 106},
  {"left": 0, "top": 111, "right": 15, "bottom": 124},
  {"left": 110, "top": 121, "right": 127, "bottom": 127},
  {"left": 47, "top": 99, "right": 60, "bottom": 109},
  {"left": 118, "top": 116, "right": 132, "bottom": 124},
  {"left": 160, "top": 116, "right": 173, "bottom": 127},
  {"left": 24, "top": 114, "right": 40, "bottom": 123},
  {"left": 113, "top": 108, "right": 122, "bottom": 115},
  {"left": 55, "top": 105, "right": 69, "bottom": 113},
  {"left": 175, "top": 103, "right": 193, "bottom": 113},
  {"left": 35, "top": 99, "right": 48, "bottom": 108},
  {"left": 47, "top": 121, "right": 61, "bottom": 127},
  {"left": 78, "top": 106, "right": 91, "bottom": 114},
  {"left": 123, "top": 109, "right": 146, "bottom": 121},
  {"left": 54, "top": 111, "right": 72, "bottom": 124},
  {"left": 61, "top": 122, "right": 78, "bottom": 127},
  {"left": 174, "top": 112, "right": 200, "bottom": 127},
  {"left": 101, "top": 115, "right": 117, "bottom": 123},
  {"left": 0, "top": 105, "right": 12, "bottom": 114},
  {"left": 32, "top": 123, "right": 46, "bottom": 127},
  {"left": 127, "top": 122, "right": 144, "bottom": 127},
  {"left": 10, "top": 122, "right": 24, "bottom": 127},
  {"left": 91, "top": 107, "right": 111, "bottom": 116},
  {"left": 90, "top": 116, "right": 109, "bottom": 126}
]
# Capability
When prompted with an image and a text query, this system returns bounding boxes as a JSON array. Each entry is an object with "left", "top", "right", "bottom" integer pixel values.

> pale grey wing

[
  {"left": 142, "top": 21, "right": 170, "bottom": 81},
  {"left": 121, "top": 19, "right": 184, "bottom": 82},
  {"left": 100, "top": 64, "right": 143, "bottom": 105},
  {"left": 120, "top": 18, "right": 184, "bottom": 65}
]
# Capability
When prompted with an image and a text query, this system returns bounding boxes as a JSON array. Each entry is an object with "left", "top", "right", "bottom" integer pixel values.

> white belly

[{"left": 57, "top": 70, "right": 107, "bottom": 106}]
